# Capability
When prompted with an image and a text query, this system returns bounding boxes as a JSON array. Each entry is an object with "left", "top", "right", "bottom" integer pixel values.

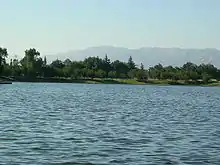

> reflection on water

[{"left": 0, "top": 83, "right": 220, "bottom": 165}]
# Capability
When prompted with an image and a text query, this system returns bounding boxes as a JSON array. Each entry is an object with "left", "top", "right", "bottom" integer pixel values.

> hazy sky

[{"left": 0, "top": 0, "right": 220, "bottom": 58}]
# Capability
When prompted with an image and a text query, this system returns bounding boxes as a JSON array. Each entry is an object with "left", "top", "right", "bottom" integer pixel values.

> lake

[{"left": 0, "top": 83, "right": 220, "bottom": 165}]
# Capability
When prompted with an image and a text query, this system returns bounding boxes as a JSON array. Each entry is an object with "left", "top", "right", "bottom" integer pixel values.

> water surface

[{"left": 0, "top": 83, "right": 220, "bottom": 165}]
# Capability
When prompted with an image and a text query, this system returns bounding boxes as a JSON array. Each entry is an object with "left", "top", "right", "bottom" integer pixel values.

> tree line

[{"left": 0, "top": 47, "right": 220, "bottom": 83}]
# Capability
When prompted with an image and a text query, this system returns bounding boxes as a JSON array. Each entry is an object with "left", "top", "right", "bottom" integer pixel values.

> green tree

[
  {"left": 43, "top": 56, "right": 47, "bottom": 66},
  {"left": 20, "top": 48, "right": 43, "bottom": 77},
  {"left": 112, "top": 60, "right": 129, "bottom": 77},
  {"left": 128, "top": 69, "right": 137, "bottom": 79},
  {"left": 0, "top": 47, "right": 8, "bottom": 75},
  {"left": 136, "top": 70, "right": 148, "bottom": 81},
  {"left": 136, "top": 63, "right": 148, "bottom": 81},
  {"left": 95, "top": 69, "right": 106, "bottom": 78},
  {"left": 71, "top": 69, "right": 81, "bottom": 79},
  {"left": 11, "top": 58, "right": 22, "bottom": 76},
  {"left": 84, "top": 56, "right": 103, "bottom": 70},
  {"left": 63, "top": 65, "right": 71, "bottom": 77},
  {"left": 108, "top": 71, "right": 117, "bottom": 78},
  {"left": 103, "top": 54, "right": 111, "bottom": 77},
  {"left": 127, "top": 56, "right": 135, "bottom": 70},
  {"left": 64, "top": 58, "right": 71, "bottom": 66},
  {"left": 148, "top": 64, "right": 164, "bottom": 79},
  {"left": 188, "top": 71, "right": 200, "bottom": 80},
  {"left": 182, "top": 62, "right": 197, "bottom": 72},
  {"left": 87, "top": 69, "right": 95, "bottom": 79},
  {"left": 50, "top": 59, "right": 64, "bottom": 69},
  {"left": 202, "top": 73, "right": 211, "bottom": 84},
  {"left": 140, "top": 63, "right": 144, "bottom": 70},
  {"left": 1, "top": 46, "right": 220, "bottom": 83}
]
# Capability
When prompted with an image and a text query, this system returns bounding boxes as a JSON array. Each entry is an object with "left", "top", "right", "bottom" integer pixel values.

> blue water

[{"left": 0, "top": 83, "right": 220, "bottom": 165}]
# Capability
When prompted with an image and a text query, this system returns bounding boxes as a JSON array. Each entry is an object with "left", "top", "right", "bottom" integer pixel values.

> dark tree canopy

[
  {"left": 0, "top": 47, "right": 8, "bottom": 75},
  {"left": 127, "top": 56, "right": 136, "bottom": 70},
  {"left": 1, "top": 47, "right": 220, "bottom": 84}
]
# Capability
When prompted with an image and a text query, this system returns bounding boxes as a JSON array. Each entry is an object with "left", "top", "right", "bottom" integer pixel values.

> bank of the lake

[
  {"left": 10, "top": 76, "right": 220, "bottom": 86},
  {"left": 0, "top": 77, "right": 13, "bottom": 84}
]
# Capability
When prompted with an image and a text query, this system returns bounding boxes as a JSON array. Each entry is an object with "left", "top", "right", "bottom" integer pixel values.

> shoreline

[{"left": 5, "top": 77, "right": 220, "bottom": 86}]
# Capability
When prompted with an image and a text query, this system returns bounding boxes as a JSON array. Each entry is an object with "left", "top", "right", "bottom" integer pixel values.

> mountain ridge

[{"left": 48, "top": 46, "right": 220, "bottom": 68}]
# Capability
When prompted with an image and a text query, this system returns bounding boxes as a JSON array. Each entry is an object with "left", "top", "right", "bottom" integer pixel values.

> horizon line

[{"left": 52, "top": 46, "right": 219, "bottom": 55}]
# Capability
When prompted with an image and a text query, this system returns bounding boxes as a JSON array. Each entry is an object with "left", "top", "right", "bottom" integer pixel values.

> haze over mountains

[{"left": 50, "top": 46, "right": 220, "bottom": 68}]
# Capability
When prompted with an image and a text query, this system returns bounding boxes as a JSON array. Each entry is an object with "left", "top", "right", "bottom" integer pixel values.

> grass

[
  {"left": 77, "top": 78, "right": 145, "bottom": 85},
  {"left": 204, "top": 82, "right": 220, "bottom": 86},
  {"left": 9, "top": 76, "right": 220, "bottom": 86},
  {"left": 112, "top": 78, "right": 146, "bottom": 85}
]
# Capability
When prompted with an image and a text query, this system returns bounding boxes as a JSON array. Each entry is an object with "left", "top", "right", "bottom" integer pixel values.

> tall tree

[
  {"left": 0, "top": 47, "right": 8, "bottom": 75},
  {"left": 11, "top": 58, "right": 21, "bottom": 76},
  {"left": 20, "top": 48, "right": 42, "bottom": 77},
  {"left": 103, "top": 54, "right": 111, "bottom": 77},
  {"left": 43, "top": 56, "right": 47, "bottom": 66},
  {"left": 50, "top": 59, "right": 64, "bottom": 69},
  {"left": 112, "top": 60, "right": 129, "bottom": 78},
  {"left": 127, "top": 56, "right": 135, "bottom": 70},
  {"left": 140, "top": 63, "right": 144, "bottom": 70},
  {"left": 136, "top": 63, "right": 148, "bottom": 81},
  {"left": 64, "top": 58, "right": 71, "bottom": 66}
]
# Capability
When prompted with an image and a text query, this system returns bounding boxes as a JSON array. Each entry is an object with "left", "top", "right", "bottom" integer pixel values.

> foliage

[
  {"left": 20, "top": 48, "right": 43, "bottom": 77},
  {"left": 0, "top": 47, "right": 8, "bottom": 75},
  {"left": 1, "top": 46, "right": 220, "bottom": 84}
]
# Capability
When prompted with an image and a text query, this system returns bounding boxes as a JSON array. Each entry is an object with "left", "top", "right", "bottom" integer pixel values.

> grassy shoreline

[{"left": 5, "top": 77, "right": 219, "bottom": 86}]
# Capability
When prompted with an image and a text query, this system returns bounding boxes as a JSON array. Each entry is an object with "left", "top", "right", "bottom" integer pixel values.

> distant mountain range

[{"left": 49, "top": 46, "right": 220, "bottom": 68}]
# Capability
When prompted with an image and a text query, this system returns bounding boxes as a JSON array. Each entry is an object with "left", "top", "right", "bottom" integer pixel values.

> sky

[{"left": 0, "top": 0, "right": 220, "bottom": 58}]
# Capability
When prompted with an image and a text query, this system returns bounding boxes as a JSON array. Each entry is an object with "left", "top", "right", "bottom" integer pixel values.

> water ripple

[{"left": 0, "top": 83, "right": 220, "bottom": 164}]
